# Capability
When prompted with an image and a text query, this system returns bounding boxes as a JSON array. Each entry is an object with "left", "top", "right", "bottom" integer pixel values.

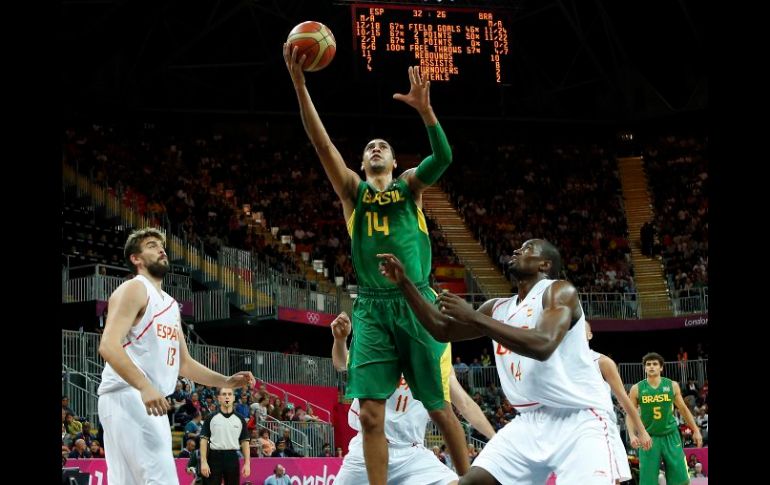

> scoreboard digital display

[{"left": 352, "top": 3, "right": 512, "bottom": 83}]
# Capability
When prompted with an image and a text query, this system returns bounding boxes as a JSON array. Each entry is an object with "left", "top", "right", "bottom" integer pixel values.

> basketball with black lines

[{"left": 287, "top": 21, "right": 336, "bottom": 72}]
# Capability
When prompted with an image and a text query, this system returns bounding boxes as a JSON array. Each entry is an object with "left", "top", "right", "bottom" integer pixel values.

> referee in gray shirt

[{"left": 200, "top": 387, "right": 251, "bottom": 484}]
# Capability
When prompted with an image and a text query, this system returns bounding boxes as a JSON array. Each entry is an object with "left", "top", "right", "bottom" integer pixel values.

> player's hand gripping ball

[{"left": 286, "top": 21, "right": 336, "bottom": 72}]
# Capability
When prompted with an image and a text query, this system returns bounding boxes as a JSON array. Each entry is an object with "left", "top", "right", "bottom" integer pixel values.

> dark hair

[
  {"left": 363, "top": 138, "right": 396, "bottom": 161},
  {"left": 123, "top": 228, "right": 166, "bottom": 273},
  {"left": 642, "top": 352, "right": 665, "bottom": 366},
  {"left": 538, "top": 240, "right": 562, "bottom": 279}
]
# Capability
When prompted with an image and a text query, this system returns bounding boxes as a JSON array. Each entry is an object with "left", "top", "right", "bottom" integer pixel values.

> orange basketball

[{"left": 287, "top": 21, "right": 336, "bottom": 72}]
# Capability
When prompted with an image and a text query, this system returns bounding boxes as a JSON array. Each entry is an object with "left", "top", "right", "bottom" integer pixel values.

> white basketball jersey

[
  {"left": 591, "top": 350, "right": 618, "bottom": 422},
  {"left": 348, "top": 375, "right": 430, "bottom": 446},
  {"left": 99, "top": 275, "right": 182, "bottom": 396},
  {"left": 490, "top": 278, "right": 611, "bottom": 413}
]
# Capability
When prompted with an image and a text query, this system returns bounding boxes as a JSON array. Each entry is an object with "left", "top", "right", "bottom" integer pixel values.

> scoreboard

[{"left": 352, "top": 3, "right": 512, "bottom": 83}]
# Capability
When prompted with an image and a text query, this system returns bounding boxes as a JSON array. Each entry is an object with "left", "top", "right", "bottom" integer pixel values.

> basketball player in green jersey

[
  {"left": 627, "top": 352, "right": 703, "bottom": 485},
  {"left": 284, "top": 45, "right": 469, "bottom": 485}
]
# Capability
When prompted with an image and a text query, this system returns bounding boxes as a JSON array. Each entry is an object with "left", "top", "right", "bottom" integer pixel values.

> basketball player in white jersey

[
  {"left": 585, "top": 321, "right": 652, "bottom": 484},
  {"left": 378, "top": 239, "right": 620, "bottom": 484},
  {"left": 329, "top": 311, "right": 496, "bottom": 485},
  {"left": 98, "top": 228, "right": 255, "bottom": 485}
]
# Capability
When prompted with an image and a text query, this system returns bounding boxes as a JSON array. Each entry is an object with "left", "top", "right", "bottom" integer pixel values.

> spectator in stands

[
  {"left": 74, "top": 421, "right": 97, "bottom": 447},
  {"left": 89, "top": 440, "right": 105, "bottom": 458},
  {"left": 62, "top": 396, "right": 75, "bottom": 416},
  {"left": 271, "top": 438, "right": 300, "bottom": 458},
  {"left": 318, "top": 443, "right": 332, "bottom": 457},
  {"left": 690, "top": 462, "right": 706, "bottom": 478},
  {"left": 186, "top": 446, "right": 204, "bottom": 485},
  {"left": 270, "top": 398, "right": 285, "bottom": 420},
  {"left": 471, "top": 392, "right": 486, "bottom": 412},
  {"left": 62, "top": 423, "right": 75, "bottom": 448},
  {"left": 200, "top": 386, "right": 216, "bottom": 403},
  {"left": 184, "top": 411, "right": 203, "bottom": 445},
  {"left": 336, "top": 446, "right": 344, "bottom": 458},
  {"left": 469, "top": 358, "right": 482, "bottom": 387},
  {"left": 687, "top": 453, "right": 698, "bottom": 471},
  {"left": 453, "top": 356, "right": 470, "bottom": 388},
  {"left": 695, "top": 343, "right": 708, "bottom": 360},
  {"left": 254, "top": 384, "right": 274, "bottom": 403},
  {"left": 247, "top": 429, "right": 261, "bottom": 457},
  {"left": 178, "top": 393, "right": 202, "bottom": 425},
  {"left": 681, "top": 428, "right": 695, "bottom": 448},
  {"left": 677, "top": 346, "right": 689, "bottom": 382},
  {"left": 284, "top": 341, "right": 300, "bottom": 355},
  {"left": 483, "top": 381, "right": 504, "bottom": 410},
  {"left": 178, "top": 439, "right": 198, "bottom": 459},
  {"left": 257, "top": 429, "right": 275, "bottom": 457},
  {"left": 251, "top": 397, "right": 269, "bottom": 423},
  {"left": 292, "top": 407, "right": 307, "bottom": 422},
  {"left": 172, "top": 380, "right": 188, "bottom": 403},
  {"left": 699, "top": 380, "right": 709, "bottom": 405},
  {"left": 264, "top": 464, "right": 291, "bottom": 485},
  {"left": 183, "top": 379, "right": 195, "bottom": 396},
  {"left": 640, "top": 222, "right": 654, "bottom": 256},
  {"left": 68, "top": 439, "right": 92, "bottom": 459},
  {"left": 204, "top": 402, "right": 218, "bottom": 419},
  {"left": 235, "top": 394, "right": 250, "bottom": 419},
  {"left": 64, "top": 412, "right": 83, "bottom": 436},
  {"left": 432, "top": 446, "right": 446, "bottom": 464},
  {"left": 683, "top": 378, "right": 699, "bottom": 410},
  {"left": 439, "top": 444, "right": 453, "bottom": 471},
  {"left": 281, "top": 407, "right": 295, "bottom": 422},
  {"left": 190, "top": 392, "right": 203, "bottom": 414},
  {"left": 280, "top": 428, "right": 301, "bottom": 456},
  {"left": 304, "top": 404, "right": 322, "bottom": 422},
  {"left": 480, "top": 348, "right": 491, "bottom": 367}
]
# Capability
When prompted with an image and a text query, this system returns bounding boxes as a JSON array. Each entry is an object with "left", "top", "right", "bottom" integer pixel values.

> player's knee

[
  {"left": 458, "top": 468, "right": 495, "bottom": 485},
  {"left": 358, "top": 402, "right": 385, "bottom": 432},
  {"left": 428, "top": 404, "right": 456, "bottom": 424}
]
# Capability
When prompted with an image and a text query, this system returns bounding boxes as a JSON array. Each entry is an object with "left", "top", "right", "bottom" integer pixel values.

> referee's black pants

[{"left": 203, "top": 449, "right": 240, "bottom": 485}]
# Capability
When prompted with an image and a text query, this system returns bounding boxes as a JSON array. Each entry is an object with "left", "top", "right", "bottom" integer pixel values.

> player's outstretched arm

[
  {"left": 99, "top": 280, "right": 169, "bottom": 416},
  {"left": 626, "top": 384, "right": 643, "bottom": 449},
  {"left": 283, "top": 42, "right": 359, "bottom": 210},
  {"left": 394, "top": 66, "right": 453, "bottom": 196},
  {"left": 178, "top": 330, "right": 255, "bottom": 390},
  {"left": 378, "top": 253, "right": 485, "bottom": 342},
  {"left": 438, "top": 281, "right": 576, "bottom": 361},
  {"left": 599, "top": 356, "right": 652, "bottom": 451},
  {"left": 330, "top": 312, "right": 352, "bottom": 371},
  {"left": 449, "top": 372, "right": 496, "bottom": 440},
  {"left": 673, "top": 382, "right": 703, "bottom": 447}
]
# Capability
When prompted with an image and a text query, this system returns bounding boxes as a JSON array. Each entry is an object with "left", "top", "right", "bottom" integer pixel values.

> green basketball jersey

[
  {"left": 637, "top": 377, "right": 679, "bottom": 436},
  {"left": 348, "top": 179, "right": 432, "bottom": 288}
]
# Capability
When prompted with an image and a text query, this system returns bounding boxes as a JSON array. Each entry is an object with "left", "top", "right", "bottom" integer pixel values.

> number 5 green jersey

[
  {"left": 347, "top": 178, "right": 432, "bottom": 288},
  {"left": 637, "top": 377, "right": 679, "bottom": 435}
]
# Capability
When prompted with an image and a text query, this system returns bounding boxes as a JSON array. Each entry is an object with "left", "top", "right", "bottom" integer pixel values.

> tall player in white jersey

[
  {"left": 378, "top": 239, "right": 621, "bottom": 484},
  {"left": 329, "top": 312, "right": 496, "bottom": 485},
  {"left": 585, "top": 321, "right": 652, "bottom": 484},
  {"left": 98, "top": 228, "right": 255, "bottom": 485}
]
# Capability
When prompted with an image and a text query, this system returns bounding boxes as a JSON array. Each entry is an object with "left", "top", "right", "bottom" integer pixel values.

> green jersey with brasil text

[
  {"left": 637, "top": 377, "right": 679, "bottom": 435},
  {"left": 347, "top": 178, "right": 431, "bottom": 288}
]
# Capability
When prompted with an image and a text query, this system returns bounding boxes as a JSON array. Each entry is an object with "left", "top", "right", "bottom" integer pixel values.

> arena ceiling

[{"left": 62, "top": 0, "right": 706, "bottom": 122}]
